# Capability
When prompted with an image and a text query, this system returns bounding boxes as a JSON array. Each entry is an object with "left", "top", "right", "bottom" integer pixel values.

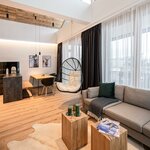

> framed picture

[
  {"left": 42, "top": 55, "right": 51, "bottom": 67},
  {"left": 29, "top": 55, "right": 39, "bottom": 68}
]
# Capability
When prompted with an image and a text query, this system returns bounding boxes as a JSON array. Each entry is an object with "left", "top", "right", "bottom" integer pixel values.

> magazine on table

[{"left": 97, "top": 118, "right": 120, "bottom": 137}]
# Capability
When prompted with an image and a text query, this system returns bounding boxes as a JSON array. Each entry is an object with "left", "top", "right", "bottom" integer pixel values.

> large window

[{"left": 102, "top": 1, "right": 150, "bottom": 89}]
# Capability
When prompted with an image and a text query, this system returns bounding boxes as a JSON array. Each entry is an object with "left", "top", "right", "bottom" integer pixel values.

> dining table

[{"left": 31, "top": 74, "right": 54, "bottom": 95}]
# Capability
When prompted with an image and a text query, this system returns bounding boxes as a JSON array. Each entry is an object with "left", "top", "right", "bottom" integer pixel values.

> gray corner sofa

[{"left": 82, "top": 85, "right": 150, "bottom": 147}]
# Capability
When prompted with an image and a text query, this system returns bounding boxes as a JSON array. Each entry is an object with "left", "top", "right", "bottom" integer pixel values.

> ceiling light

[
  {"left": 81, "top": 0, "right": 92, "bottom": 4},
  {"left": 0, "top": 39, "right": 57, "bottom": 46}
]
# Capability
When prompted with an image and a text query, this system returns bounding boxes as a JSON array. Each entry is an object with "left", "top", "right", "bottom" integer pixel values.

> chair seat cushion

[
  {"left": 143, "top": 121, "right": 150, "bottom": 138},
  {"left": 56, "top": 82, "right": 80, "bottom": 92},
  {"left": 104, "top": 103, "right": 150, "bottom": 133}
]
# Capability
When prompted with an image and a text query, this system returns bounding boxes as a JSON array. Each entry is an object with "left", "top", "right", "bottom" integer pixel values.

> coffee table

[
  {"left": 62, "top": 112, "right": 88, "bottom": 150},
  {"left": 91, "top": 123, "right": 127, "bottom": 150}
]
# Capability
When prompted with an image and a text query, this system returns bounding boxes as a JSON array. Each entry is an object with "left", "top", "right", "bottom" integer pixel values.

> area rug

[{"left": 7, "top": 123, "right": 144, "bottom": 150}]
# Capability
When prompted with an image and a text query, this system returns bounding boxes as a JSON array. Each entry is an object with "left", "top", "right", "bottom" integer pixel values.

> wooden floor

[{"left": 0, "top": 90, "right": 81, "bottom": 150}]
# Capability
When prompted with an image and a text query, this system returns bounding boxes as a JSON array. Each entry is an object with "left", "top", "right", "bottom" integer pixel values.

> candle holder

[
  {"left": 75, "top": 104, "right": 80, "bottom": 117},
  {"left": 67, "top": 105, "right": 73, "bottom": 116}
]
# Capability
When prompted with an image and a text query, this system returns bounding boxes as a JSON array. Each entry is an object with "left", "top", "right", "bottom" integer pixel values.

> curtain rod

[{"left": 58, "top": 0, "right": 144, "bottom": 44}]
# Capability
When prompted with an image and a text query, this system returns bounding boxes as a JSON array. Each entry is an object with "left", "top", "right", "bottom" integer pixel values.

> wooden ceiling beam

[{"left": 0, "top": 4, "right": 64, "bottom": 28}]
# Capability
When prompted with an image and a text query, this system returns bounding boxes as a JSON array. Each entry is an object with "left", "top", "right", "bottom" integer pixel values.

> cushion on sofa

[
  {"left": 124, "top": 86, "right": 150, "bottom": 110},
  {"left": 88, "top": 86, "right": 99, "bottom": 98},
  {"left": 115, "top": 85, "right": 125, "bottom": 101},
  {"left": 143, "top": 121, "right": 150, "bottom": 138},
  {"left": 104, "top": 102, "right": 150, "bottom": 133},
  {"left": 99, "top": 82, "right": 115, "bottom": 98}
]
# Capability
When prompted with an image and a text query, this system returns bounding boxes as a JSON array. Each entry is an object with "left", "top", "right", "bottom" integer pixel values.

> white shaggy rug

[{"left": 7, "top": 123, "right": 144, "bottom": 150}]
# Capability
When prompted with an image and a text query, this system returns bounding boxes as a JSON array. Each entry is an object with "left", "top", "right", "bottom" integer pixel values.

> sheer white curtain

[
  {"left": 62, "top": 35, "right": 82, "bottom": 62},
  {"left": 102, "top": 11, "right": 135, "bottom": 86},
  {"left": 136, "top": 2, "right": 150, "bottom": 89},
  {"left": 102, "top": 1, "right": 150, "bottom": 89},
  {"left": 62, "top": 35, "right": 82, "bottom": 83}
]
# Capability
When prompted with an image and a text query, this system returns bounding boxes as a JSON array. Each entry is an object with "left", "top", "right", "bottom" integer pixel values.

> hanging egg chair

[{"left": 56, "top": 57, "right": 82, "bottom": 93}]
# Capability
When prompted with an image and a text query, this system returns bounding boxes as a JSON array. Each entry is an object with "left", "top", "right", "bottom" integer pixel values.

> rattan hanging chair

[{"left": 56, "top": 57, "right": 82, "bottom": 93}]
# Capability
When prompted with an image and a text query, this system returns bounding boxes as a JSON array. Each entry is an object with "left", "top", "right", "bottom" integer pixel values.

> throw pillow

[
  {"left": 88, "top": 86, "right": 99, "bottom": 98},
  {"left": 99, "top": 82, "right": 115, "bottom": 98}
]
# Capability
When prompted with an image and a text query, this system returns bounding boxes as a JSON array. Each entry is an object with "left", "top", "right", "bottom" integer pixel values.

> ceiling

[{"left": 0, "top": 4, "right": 65, "bottom": 29}]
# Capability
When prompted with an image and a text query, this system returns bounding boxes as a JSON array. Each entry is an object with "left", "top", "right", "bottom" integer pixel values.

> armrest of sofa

[
  {"left": 82, "top": 89, "right": 88, "bottom": 99},
  {"left": 81, "top": 89, "right": 88, "bottom": 108}
]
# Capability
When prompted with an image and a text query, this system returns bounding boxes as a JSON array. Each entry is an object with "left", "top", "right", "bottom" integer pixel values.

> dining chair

[
  {"left": 50, "top": 73, "right": 57, "bottom": 81},
  {"left": 41, "top": 77, "right": 55, "bottom": 95}
]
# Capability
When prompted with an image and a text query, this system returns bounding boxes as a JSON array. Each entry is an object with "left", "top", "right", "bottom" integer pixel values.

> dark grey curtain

[
  {"left": 57, "top": 43, "right": 62, "bottom": 82},
  {"left": 81, "top": 24, "right": 102, "bottom": 90}
]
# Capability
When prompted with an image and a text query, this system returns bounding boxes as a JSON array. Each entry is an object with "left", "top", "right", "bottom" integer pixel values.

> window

[{"left": 102, "top": 1, "right": 150, "bottom": 89}]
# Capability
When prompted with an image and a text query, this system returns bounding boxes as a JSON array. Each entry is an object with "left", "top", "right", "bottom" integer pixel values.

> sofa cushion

[
  {"left": 124, "top": 86, "right": 150, "bottom": 110},
  {"left": 104, "top": 102, "right": 150, "bottom": 133},
  {"left": 88, "top": 86, "right": 99, "bottom": 98},
  {"left": 99, "top": 82, "right": 115, "bottom": 98},
  {"left": 84, "top": 98, "right": 95, "bottom": 106},
  {"left": 143, "top": 121, "right": 150, "bottom": 138},
  {"left": 115, "top": 85, "right": 125, "bottom": 101}
]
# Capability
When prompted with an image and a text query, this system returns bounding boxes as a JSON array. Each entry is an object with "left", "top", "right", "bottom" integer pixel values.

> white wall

[
  {"left": 10, "top": 0, "right": 91, "bottom": 23},
  {"left": 91, "top": 0, "right": 142, "bottom": 23},
  {"left": 0, "top": 20, "right": 58, "bottom": 81},
  {"left": 0, "top": 20, "right": 58, "bottom": 43},
  {"left": 57, "top": 21, "right": 86, "bottom": 43}
]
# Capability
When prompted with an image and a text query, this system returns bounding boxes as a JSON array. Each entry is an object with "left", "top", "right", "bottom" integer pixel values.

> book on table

[{"left": 97, "top": 118, "right": 120, "bottom": 137}]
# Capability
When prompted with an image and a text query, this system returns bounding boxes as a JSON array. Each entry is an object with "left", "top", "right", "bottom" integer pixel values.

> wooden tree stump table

[
  {"left": 91, "top": 124, "right": 127, "bottom": 150},
  {"left": 62, "top": 112, "right": 88, "bottom": 150}
]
